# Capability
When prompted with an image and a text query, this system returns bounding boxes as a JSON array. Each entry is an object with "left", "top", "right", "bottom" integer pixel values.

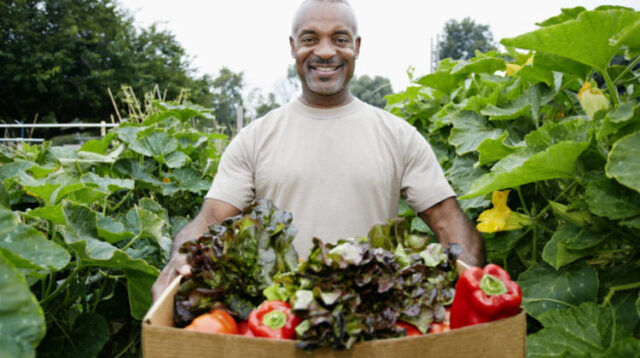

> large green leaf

[
  {"left": 533, "top": 52, "right": 591, "bottom": 79},
  {"left": 541, "top": 224, "right": 599, "bottom": 269},
  {"left": 165, "top": 150, "right": 190, "bottom": 168},
  {"left": 518, "top": 262, "right": 598, "bottom": 318},
  {"left": 612, "top": 18, "right": 640, "bottom": 57},
  {"left": 61, "top": 202, "right": 159, "bottom": 275},
  {"left": 525, "top": 118, "right": 591, "bottom": 148},
  {"left": 96, "top": 214, "right": 134, "bottom": 243},
  {"left": 448, "top": 111, "right": 504, "bottom": 155},
  {"left": 125, "top": 270, "right": 157, "bottom": 320},
  {"left": 606, "top": 130, "right": 640, "bottom": 193},
  {"left": 535, "top": 6, "right": 586, "bottom": 27},
  {"left": 63, "top": 313, "right": 109, "bottom": 358},
  {"left": 515, "top": 65, "right": 554, "bottom": 86},
  {"left": 481, "top": 96, "right": 531, "bottom": 121},
  {"left": 585, "top": 179, "right": 640, "bottom": 220},
  {"left": 123, "top": 207, "right": 164, "bottom": 243},
  {"left": 462, "top": 141, "right": 589, "bottom": 199},
  {"left": 79, "top": 133, "right": 115, "bottom": 155},
  {"left": 128, "top": 131, "right": 179, "bottom": 159},
  {"left": 0, "top": 252, "right": 46, "bottom": 358},
  {"left": 444, "top": 156, "right": 490, "bottom": 211},
  {"left": 170, "top": 167, "right": 211, "bottom": 193},
  {"left": 416, "top": 70, "right": 464, "bottom": 95},
  {"left": 452, "top": 57, "right": 505, "bottom": 75},
  {"left": 597, "top": 101, "right": 638, "bottom": 140},
  {"left": 114, "top": 158, "right": 179, "bottom": 196},
  {"left": 0, "top": 205, "right": 70, "bottom": 276},
  {"left": 527, "top": 302, "right": 640, "bottom": 358},
  {"left": 476, "top": 131, "right": 520, "bottom": 166},
  {"left": 502, "top": 9, "right": 640, "bottom": 71},
  {"left": 80, "top": 173, "right": 134, "bottom": 193},
  {"left": 24, "top": 205, "right": 65, "bottom": 225}
]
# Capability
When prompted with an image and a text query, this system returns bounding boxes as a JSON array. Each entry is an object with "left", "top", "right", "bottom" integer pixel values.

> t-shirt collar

[{"left": 291, "top": 96, "right": 363, "bottom": 119}]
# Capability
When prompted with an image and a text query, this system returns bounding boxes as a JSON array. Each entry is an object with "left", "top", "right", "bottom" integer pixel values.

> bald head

[{"left": 291, "top": 0, "right": 358, "bottom": 37}]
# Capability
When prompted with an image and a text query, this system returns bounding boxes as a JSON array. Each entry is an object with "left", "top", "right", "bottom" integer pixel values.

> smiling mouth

[{"left": 309, "top": 64, "right": 343, "bottom": 74}]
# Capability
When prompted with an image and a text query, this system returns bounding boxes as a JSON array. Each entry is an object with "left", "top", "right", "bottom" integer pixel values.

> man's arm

[
  {"left": 151, "top": 198, "right": 240, "bottom": 302},
  {"left": 418, "top": 197, "right": 485, "bottom": 267}
]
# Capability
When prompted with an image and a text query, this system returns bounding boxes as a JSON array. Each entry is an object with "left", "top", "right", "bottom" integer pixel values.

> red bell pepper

[
  {"left": 450, "top": 264, "right": 521, "bottom": 329},
  {"left": 238, "top": 321, "right": 254, "bottom": 337},
  {"left": 248, "top": 300, "right": 301, "bottom": 339}
]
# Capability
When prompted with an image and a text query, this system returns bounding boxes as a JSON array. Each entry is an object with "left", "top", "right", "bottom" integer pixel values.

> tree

[
  {"left": 437, "top": 17, "right": 497, "bottom": 60},
  {"left": 349, "top": 75, "right": 393, "bottom": 108},
  {"left": 273, "top": 64, "right": 301, "bottom": 105},
  {"left": 210, "top": 67, "right": 244, "bottom": 129},
  {"left": 0, "top": 0, "right": 213, "bottom": 125}
]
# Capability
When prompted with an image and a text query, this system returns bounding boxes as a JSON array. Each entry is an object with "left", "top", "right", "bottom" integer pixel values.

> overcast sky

[{"left": 121, "top": 0, "right": 639, "bottom": 97}]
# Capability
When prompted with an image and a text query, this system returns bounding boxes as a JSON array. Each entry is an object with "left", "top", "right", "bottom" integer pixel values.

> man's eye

[
  {"left": 335, "top": 38, "right": 350, "bottom": 45},
  {"left": 301, "top": 37, "right": 314, "bottom": 44}
]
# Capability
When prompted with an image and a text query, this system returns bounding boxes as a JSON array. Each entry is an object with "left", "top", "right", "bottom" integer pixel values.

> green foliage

[
  {"left": 437, "top": 17, "right": 497, "bottom": 60},
  {"left": 211, "top": 67, "right": 245, "bottom": 131},
  {"left": 0, "top": 0, "right": 214, "bottom": 125},
  {"left": 389, "top": 6, "right": 640, "bottom": 357},
  {"left": 0, "top": 98, "right": 226, "bottom": 357},
  {"left": 350, "top": 75, "right": 393, "bottom": 108}
]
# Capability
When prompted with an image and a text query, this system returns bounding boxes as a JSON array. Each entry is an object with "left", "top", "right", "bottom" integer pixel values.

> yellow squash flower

[
  {"left": 505, "top": 56, "right": 533, "bottom": 76},
  {"left": 505, "top": 64, "right": 522, "bottom": 76},
  {"left": 578, "top": 82, "right": 609, "bottom": 120},
  {"left": 476, "top": 190, "right": 531, "bottom": 233}
]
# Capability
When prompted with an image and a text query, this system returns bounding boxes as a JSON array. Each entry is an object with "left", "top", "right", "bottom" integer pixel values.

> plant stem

[
  {"left": 613, "top": 55, "right": 640, "bottom": 84},
  {"left": 601, "top": 281, "right": 640, "bottom": 307},
  {"left": 602, "top": 69, "right": 620, "bottom": 106},
  {"left": 534, "top": 180, "right": 578, "bottom": 221},
  {"left": 521, "top": 297, "right": 578, "bottom": 309},
  {"left": 121, "top": 234, "right": 141, "bottom": 251},
  {"left": 50, "top": 314, "right": 78, "bottom": 353},
  {"left": 40, "top": 266, "right": 79, "bottom": 305},
  {"left": 113, "top": 333, "right": 139, "bottom": 358},
  {"left": 532, "top": 227, "right": 538, "bottom": 263},
  {"left": 516, "top": 187, "right": 532, "bottom": 217},
  {"left": 606, "top": 300, "right": 617, "bottom": 348},
  {"left": 111, "top": 190, "right": 133, "bottom": 212},
  {"left": 91, "top": 276, "right": 110, "bottom": 313}
]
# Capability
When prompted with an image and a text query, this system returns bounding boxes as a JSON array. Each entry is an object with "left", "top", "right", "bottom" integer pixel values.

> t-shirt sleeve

[
  {"left": 400, "top": 127, "right": 456, "bottom": 213},
  {"left": 204, "top": 129, "right": 255, "bottom": 211}
]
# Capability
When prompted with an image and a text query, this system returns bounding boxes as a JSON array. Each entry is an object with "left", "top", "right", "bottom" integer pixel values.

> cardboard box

[{"left": 142, "top": 262, "right": 526, "bottom": 358}]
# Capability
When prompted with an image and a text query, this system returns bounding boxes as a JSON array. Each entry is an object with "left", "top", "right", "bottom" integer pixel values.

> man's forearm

[{"left": 419, "top": 197, "right": 485, "bottom": 267}]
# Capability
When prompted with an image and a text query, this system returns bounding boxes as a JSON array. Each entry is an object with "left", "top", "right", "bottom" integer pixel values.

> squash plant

[
  {"left": 388, "top": 6, "right": 640, "bottom": 356},
  {"left": 0, "top": 97, "right": 227, "bottom": 357}
]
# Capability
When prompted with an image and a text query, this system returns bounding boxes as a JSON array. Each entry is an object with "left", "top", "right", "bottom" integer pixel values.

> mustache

[{"left": 308, "top": 57, "right": 341, "bottom": 66}]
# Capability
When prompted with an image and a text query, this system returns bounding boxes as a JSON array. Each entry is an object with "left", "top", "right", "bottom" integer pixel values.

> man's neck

[{"left": 298, "top": 89, "right": 354, "bottom": 109}]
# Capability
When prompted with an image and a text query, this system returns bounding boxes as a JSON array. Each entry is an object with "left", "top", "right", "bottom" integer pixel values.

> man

[{"left": 151, "top": 0, "right": 484, "bottom": 302}]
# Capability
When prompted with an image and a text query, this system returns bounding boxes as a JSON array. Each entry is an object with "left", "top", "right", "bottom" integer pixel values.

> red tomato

[
  {"left": 184, "top": 309, "right": 238, "bottom": 335},
  {"left": 395, "top": 321, "right": 422, "bottom": 337}
]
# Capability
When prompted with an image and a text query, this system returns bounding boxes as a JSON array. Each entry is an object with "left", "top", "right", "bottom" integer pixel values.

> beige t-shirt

[{"left": 206, "top": 97, "right": 455, "bottom": 257}]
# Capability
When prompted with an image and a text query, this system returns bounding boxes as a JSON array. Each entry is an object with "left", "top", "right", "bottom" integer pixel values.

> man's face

[{"left": 290, "top": 2, "right": 360, "bottom": 97}]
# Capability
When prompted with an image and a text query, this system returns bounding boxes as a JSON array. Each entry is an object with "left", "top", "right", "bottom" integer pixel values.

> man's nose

[{"left": 314, "top": 38, "right": 336, "bottom": 58}]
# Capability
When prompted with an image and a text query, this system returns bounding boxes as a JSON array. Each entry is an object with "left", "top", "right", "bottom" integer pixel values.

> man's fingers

[{"left": 178, "top": 264, "right": 192, "bottom": 276}]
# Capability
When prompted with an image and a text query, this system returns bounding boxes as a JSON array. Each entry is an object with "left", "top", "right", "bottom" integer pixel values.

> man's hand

[
  {"left": 150, "top": 199, "right": 240, "bottom": 303},
  {"left": 419, "top": 197, "right": 485, "bottom": 267},
  {"left": 151, "top": 253, "right": 191, "bottom": 303}
]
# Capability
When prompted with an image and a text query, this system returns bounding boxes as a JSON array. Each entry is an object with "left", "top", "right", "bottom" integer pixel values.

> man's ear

[
  {"left": 289, "top": 36, "right": 296, "bottom": 58},
  {"left": 355, "top": 36, "right": 361, "bottom": 59}
]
